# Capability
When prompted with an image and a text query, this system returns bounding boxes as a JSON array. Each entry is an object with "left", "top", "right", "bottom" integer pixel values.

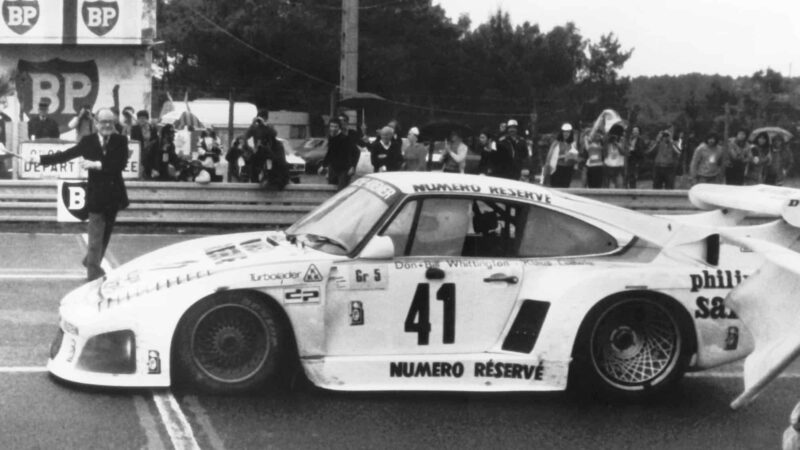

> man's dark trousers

[{"left": 85, "top": 209, "right": 118, "bottom": 280}]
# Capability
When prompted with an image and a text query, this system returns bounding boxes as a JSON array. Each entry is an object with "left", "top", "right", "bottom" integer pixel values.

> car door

[{"left": 324, "top": 196, "right": 524, "bottom": 356}]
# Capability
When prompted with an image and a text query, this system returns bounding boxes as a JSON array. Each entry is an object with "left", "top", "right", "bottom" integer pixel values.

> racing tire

[
  {"left": 570, "top": 294, "right": 691, "bottom": 401},
  {"left": 174, "top": 292, "right": 288, "bottom": 394}
]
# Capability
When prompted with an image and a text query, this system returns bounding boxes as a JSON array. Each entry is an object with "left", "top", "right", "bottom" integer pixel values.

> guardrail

[{"left": 0, "top": 180, "right": 704, "bottom": 226}]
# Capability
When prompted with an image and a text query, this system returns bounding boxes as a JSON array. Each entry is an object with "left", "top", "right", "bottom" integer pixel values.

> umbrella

[
  {"left": 338, "top": 91, "right": 386, "bottom": 108},
  {"left": 750, "top": 127, "right": 793, "bottom": 142},
  {"left": 419, "top": 121, "right": 473, "bottom": 142}
]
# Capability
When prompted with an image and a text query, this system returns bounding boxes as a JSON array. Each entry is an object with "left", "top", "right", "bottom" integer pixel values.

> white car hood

[{"left": 96, "top": 231, "right": 332, "bottom": 304}]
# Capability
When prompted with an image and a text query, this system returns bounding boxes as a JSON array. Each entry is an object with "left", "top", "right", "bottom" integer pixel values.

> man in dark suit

[
  {"left": 27, "top": 108, "right": 130, "bottom": 281},
  {"left": 319, "top": 119, "right": 356, "bottom": 190},
  {"left": 28, "top": 100, "right": 60, "bottom": 140}
]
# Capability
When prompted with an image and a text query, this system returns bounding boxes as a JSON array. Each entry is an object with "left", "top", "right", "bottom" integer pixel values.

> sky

[{"left": 435, "top": 0, "right": 800, "bottom": 78}]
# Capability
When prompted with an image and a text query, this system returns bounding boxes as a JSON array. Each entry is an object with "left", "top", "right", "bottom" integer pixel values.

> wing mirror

[{"left": 360, "top": 235, "right": 394, "bottom": 259}]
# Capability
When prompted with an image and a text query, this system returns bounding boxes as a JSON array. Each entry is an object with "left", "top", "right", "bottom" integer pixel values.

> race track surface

[{"left": 1, "top": 231, "right": 798, "bottom": 449}]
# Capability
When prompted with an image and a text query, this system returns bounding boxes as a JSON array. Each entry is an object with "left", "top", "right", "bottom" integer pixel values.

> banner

[
  {"left": 0, "top": 0, "right": 155, "bottom": 45},
  {"left": 18, "top": 139, "right": 140, "bottom": 179},
  {"left": 56, "top": 179, "right": 88, "bottom": 222}
]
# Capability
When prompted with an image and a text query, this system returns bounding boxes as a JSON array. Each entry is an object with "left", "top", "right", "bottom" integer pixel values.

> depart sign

[
  {"left": 17, "top": 139, "right": 141, "bottom": 179},
  {"left": 0, "top": 0, "right": 155, "bottom": 45}
]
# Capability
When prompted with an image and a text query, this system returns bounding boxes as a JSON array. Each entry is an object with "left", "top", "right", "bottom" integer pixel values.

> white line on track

[
  {"left": 153, "top": 392, "right": 201, "bottom": 450},
  {"left": 78, "top": 234, "right": 202, "bottom": 450},
  {"left": 133, "top": 396, "right": 168, "bottom": 450},
  {"left": 0, "top": 366, "right": 48, "bottom": 373}
]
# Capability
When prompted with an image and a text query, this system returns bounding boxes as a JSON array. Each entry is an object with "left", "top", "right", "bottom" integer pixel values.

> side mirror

[{"left": 360, "top": 235, "right": 394, "bottom": 259}]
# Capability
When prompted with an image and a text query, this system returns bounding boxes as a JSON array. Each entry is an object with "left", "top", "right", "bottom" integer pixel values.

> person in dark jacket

[
  {"left": 257, "top": 125, "right": 290, "bottom": 190},
  {"left": 225, "top": 137, "right": 245, "bottom": 182},
  {"left": 28, "top": 100, "right": 60, "bottom": 139},
  {"left": 150, "top": 124, "right": 180, "bottom": 181},
  {"left": 130, "top": 110, "right": 159, "bottom": 179},
  {"left": 27, "top": 108, "right": 129, "bottom": 280},
  {"left": 320, "top": 120, "right": 356, "bottom": 190},
  {"left": 369, "top": 126, "right": 403, "bottom": 172},
  {"left": 495, "top": 119, "right": 529, "bottom": 180}
]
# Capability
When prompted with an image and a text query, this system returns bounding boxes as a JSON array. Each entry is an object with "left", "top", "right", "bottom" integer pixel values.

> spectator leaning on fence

[
  {"left": 369, "top": 126, "right": 403, "bottom": 172},
  {"left": 647, "top": 129, "right": 681, "bottom": 189},
  {"left": 745, "top": 132, "right": 771, "bottom": 185},
  {"left": 404, "top": 126, "right": 428, "bottom": 171},
  {"left": 724, "top": 130, "right": 752, "bottom": 185},
  {"left": 765, "top": 135, "right": 793, "bottom": 186},
  {"left": 690, "top": 133, "right": 726, "bottom": 185},
  {"left": 320, "top": 119, "right": 356, "bottom": 191},
  {"left": 544, "top": 123, "right": 579, "bottom": 188},
  {"left": 441, "top": 130, "right": 468, "bottom": 173}
]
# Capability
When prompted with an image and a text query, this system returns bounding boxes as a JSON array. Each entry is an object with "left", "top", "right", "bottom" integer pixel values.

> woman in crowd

[
  {"left": 477, "top": 129, "right": 499, "bottom": 176},
  {"left": 582, "top": 131, "right": 605, "bottom": 188},
  {"left": 765, "top": 134, "right": 793, "bottom": 185},
  {"left": 441, "top": 130, "right": 468, "bottom": 173},
  {"left": 150, "top": 124, "right": 180, "bottom": 181},
  {"left": 744, "top": 132, "right": 771, "bottom": 185},
  {"left": 689, "top": 133, "right": 726, "bottom": 184},
  {"left": 545, "top": 123, "right": 579, "bottom": 187},
  {"left": 724, "top": 130, "right": 752, "bottom": 185},
  {"left": 403, "top": 127, "right": 428, "bottom": 171},
  {"left": 603, "top": 132, "right": 627, "bottom": 188}
]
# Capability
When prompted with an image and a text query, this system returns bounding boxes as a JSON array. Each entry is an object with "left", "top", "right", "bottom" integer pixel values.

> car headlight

[{"left": 77, "top": 330, "right": 136, "bottom": 374}]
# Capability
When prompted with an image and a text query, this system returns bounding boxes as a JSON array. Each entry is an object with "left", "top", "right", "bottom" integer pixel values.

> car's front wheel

[
  {"left": 174, "top": 292, "right": 287, "bottom": 394},
  {"left": 571, "top": 295, "right": 690, "bottom": 400}
]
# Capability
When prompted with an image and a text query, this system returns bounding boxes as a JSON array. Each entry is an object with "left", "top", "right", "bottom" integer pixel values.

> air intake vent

[
  {"left": 502, "top": 300, "right": 550, "bottom": 353},
  {"left": 706, "top": 234, "right": 720, "bottom": 265}
]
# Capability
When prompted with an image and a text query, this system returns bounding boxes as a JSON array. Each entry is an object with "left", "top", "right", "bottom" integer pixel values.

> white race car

[{"left": 47, "top": 173, "right": 800, "bottom": 400}]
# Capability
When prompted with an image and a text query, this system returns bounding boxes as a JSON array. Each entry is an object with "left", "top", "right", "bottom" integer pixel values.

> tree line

[{"left": 156, "top": 0, "right": 799, "bottom": 138}]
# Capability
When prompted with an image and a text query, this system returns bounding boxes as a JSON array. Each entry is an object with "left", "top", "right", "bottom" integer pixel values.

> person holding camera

[
  {"left": 647, "top": 129, "right": 681, "bottom": 189},
  {"left": 68, "top": 105, "right": 96, "bottom": 140}
]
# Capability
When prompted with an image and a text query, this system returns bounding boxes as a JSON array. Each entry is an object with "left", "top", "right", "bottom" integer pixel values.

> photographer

[
  {"left": 647, "top": 129, "right": 681, "bottom": 189},
  {"left": 68, "top": 105, "right": 96, "bottom": 140}
]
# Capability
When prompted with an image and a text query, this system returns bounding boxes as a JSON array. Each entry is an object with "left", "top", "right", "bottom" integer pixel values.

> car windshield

[{"left": 285, "top": 178, "right": 400, "bottom": 255}]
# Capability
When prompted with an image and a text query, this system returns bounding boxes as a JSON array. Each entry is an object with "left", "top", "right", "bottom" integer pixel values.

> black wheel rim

[
  {"left": 191, "top": 304, "right": 270, "bottom": 383},
  {"left": 590, "top": 299, "right": 681, "bottom": 390}
]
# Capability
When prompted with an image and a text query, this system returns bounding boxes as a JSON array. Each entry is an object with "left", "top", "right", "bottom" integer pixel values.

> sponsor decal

[
  {"left": 695, "top": 296, "right": 738, "bottom": 320},
  {"left": 284, "top": 287, "right": 320, "bottom": 304},
  {"left": 349, "top": 301, "right": 364, "bottom": 325},
  {"left": 789, "top": 199, "right": 800, "bottom": 207},
  {"left": 303, "top": 264, "right": 324, "bottom": 282},
  {"left": 393, "top": 259, "right": 510, "bottom": 270},
  {"left": 57, "top": 180, "right": 88, "bottom": 222},
  {"left": 16, "top": 58, "right": 99, "bottom": 132},
  {"left": 412, "top": 183, "right": 552, "bottom": 204},
  {"left": 205, "top": 244, "right": 247, "bottom": 265},
  {"left": 250, "top": 272, "right": 300, "bottom": 282},
  {"left": 348, "top": 265, "right": 387, "bottom": 290},
  {"left": 394, "top": 260, "right": 442, "bottom": 270},
  {"left": 65, "top": 338, "right": 76, "bottom": 363},
  {"left": 389, "top": 361, "right": 465, "bottom": 378},
  {"left": 147, "top": 350, "right": 161, "bottom": 374},
  {"left": 725, "top": 326, "right": 739, "bottom": 351},
  {"left": 240, "top": 238, "right": 272, "bottom": 254},
  {"left": 689, "top": 269, "right": 746, "bottom": 292},
  {"left": 2, "top": 0, "right": 39, "bottom": 34},
  {"left": 81, "top": 0, "right": 118, "bottom": 36},
  {"left": 351, "top": 177, "right": 397, "bottom": 201},
  {"left": 474, "top": 361, "right": 544, "bottom": 381}
]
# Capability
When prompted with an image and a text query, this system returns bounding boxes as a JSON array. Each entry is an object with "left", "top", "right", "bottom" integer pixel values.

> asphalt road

[{"left": 1, "top": 231, "right": 799, "bottom": 449}]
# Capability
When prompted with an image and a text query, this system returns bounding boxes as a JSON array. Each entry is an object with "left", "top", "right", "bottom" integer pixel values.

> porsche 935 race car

[{"left": 47, "top": 172, "right": 800, "bottom": 399}]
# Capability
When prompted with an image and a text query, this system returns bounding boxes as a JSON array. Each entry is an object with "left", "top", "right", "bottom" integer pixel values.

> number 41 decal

[{"left": 404, "top": 283, "right": 455, "bottom": 345}]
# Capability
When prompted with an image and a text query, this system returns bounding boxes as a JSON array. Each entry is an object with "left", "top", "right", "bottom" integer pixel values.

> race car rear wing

[{"left": 688, "top": 184, "right": 800, "bottom": 409}]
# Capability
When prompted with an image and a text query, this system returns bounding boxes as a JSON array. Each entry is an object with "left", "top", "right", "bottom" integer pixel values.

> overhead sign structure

[
  {"left": 0, "top": 0, "right": 155, "bottom": 45},
  {"left": 17, "top": 139, "right": 141, "bottom": 179}
]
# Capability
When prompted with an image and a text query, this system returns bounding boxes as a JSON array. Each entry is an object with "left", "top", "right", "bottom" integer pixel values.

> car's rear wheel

[
  {"left": 174, "top": 292, "right": 286, "bottom": 394},
  {"left": 572, "top": 295, "right": 690, "bottom": 400}
]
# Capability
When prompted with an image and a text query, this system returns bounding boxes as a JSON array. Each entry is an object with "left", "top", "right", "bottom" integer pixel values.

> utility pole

[{"left": 340, "top": 0, "right": 358, "bottom": 100}]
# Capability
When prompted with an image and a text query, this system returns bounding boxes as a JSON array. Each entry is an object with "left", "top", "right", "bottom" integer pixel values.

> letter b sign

[{"left": 58, "top": 181, "right": 89, "bottom": 222}]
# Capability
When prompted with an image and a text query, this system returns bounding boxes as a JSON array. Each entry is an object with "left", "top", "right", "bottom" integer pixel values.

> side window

[
  {"left": 381, "top": 200, "right": 418, "bottom": 256},
  {"left": 518, "top": 205, "right": 617, "bottom": 257},
  {"left": 408, "top": 198, "right": 471, "bottom": 257},
  {"left": 462, "top": 199, "right": 520, "bottom": 258}
]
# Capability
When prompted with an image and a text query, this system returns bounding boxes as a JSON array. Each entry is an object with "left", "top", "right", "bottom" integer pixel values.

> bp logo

[
  {"left": 58, "top": 181, "right": 89, "bottom": 222},
  {"left": 81, "top": 0, "right": 118, "bottom": 36},
  {"left": 2, "top": 0, "right": 39, "bottom": 35},
  {"left": 16, "top": 58, "right": 99, "bottom": 133}
]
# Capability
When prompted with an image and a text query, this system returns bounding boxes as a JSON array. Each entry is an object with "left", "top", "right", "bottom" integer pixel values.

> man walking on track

[{"left": 27, "top": 108, "right": 130, "bottom": 281}]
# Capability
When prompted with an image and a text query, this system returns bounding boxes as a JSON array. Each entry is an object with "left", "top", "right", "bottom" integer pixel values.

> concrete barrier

[{"left": 0, "top": 180, "right": 723, "bottom": 226}]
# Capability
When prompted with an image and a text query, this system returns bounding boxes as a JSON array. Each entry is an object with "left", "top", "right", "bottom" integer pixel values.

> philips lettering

[{"left": 689, "top": 269, "right": 746, "bottom": 292}]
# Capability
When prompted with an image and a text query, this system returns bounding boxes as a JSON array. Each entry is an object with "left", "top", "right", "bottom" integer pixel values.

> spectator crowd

[{"left": 24, "top": 102, "right": 796, "bottom": 192}]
